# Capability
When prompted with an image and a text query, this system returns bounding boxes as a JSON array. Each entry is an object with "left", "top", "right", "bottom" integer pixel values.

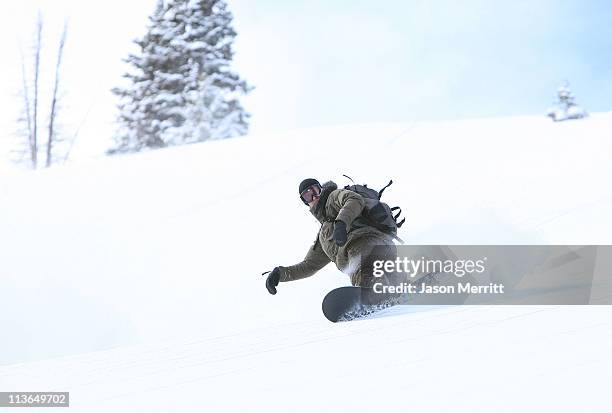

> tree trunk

[
  {"left": 46, "top": 22, "right": 68, "bottom": 167},
  {"left": 31, "top": 14, "right": 42, "bottom": 169}
]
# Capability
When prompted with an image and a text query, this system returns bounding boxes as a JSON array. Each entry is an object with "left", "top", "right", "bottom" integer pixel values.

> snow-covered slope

[{"left": 1, "top": 114, "right": 612, "bottom": 412}]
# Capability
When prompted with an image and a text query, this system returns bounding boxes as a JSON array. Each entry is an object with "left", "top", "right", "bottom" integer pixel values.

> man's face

[{"left": 300, "top": 184, "right": 322, "bottom": 209}]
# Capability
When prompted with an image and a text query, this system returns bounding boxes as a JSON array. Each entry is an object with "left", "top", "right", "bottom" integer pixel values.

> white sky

[{"left": 1, "top": 0, "right": 611, "bottom": 168}]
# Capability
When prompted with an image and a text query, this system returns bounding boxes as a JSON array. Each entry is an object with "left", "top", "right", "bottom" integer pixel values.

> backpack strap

[
  {"left": 391, "top": 206, "right": 406, "bottom": 228},
  {"left": 312, "top": 221, "right": 326, "bottom": 251},
  {"left": 392, "top": 234, "right": 406, "bottom": 244},
  {"left": 378, "top": 180, "right": 393, "bottom": 199},
  {"left": 313, "top": 237, "right": 320, "bottom": 251},
  {"left": 390, "top": 206, "right": 401, "bottom": 220},
  {"left": 342, "top": 174, "right": 356, "bottom": 184}
]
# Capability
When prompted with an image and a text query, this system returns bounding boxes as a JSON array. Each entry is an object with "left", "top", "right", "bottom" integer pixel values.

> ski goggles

[{"left": 300, "top": 184, "right": 322, "bottom": 204}]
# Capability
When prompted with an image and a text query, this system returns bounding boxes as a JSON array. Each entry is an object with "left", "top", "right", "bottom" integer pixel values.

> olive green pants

[{"left": 348, "top": 236, "right": 404, "bottom": 288}]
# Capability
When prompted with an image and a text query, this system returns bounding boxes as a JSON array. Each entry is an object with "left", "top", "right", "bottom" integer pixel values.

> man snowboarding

[{"left": 265, "top": 178, "right": 399, "bottom": 295}]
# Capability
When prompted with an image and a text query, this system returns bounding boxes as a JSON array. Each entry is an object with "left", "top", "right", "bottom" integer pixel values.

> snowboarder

[{"left": 265, "top": 178, "right": 398, "bottom": 295}]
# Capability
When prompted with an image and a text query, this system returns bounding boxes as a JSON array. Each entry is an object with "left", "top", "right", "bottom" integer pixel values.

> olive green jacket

[{"left": 279, "top": 181, "right": 393, "bottom": 286}]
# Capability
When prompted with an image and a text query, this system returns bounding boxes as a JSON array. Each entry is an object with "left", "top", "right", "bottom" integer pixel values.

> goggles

[{"left": 300, "top": 184, "right": 322, "bottom": 204}]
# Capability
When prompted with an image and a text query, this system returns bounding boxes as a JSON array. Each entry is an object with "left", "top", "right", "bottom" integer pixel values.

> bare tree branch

[
  {"left": 46, "top": 20, "right": 68, "bottom": 167},
  {"left": 31, "top": 13, "right": 43, "bottom": 169},
  {"left": 18, "top": 41, "right": 34, "bottom": 165},
  {"left": 63, "top": 100, "right": 93, "bottom": 165}
]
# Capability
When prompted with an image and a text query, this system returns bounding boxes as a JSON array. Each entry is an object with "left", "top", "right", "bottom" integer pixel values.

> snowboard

[
  {"left": 322, "top": 272, "right": 475, "bottom": 322},
  {"left": 321, "top": 286, "right": 403, "bottom": 322}
]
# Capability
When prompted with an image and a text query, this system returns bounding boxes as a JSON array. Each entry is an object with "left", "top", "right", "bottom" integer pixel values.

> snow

[{"left": 1, "top": 114, "right": 612, "bottom": 412}]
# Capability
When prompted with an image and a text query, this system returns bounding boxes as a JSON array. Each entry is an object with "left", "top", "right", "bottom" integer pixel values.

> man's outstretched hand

[
  {"left": 332, "top": 220, "right": 348, "bottom": 246},
  {"left": 266, "top": 267, "right": 281, "bottom": 295}
]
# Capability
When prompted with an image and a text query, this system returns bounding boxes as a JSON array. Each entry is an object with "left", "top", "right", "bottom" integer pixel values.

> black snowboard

[
  {"left": 321, "top": 286, "right": 402, "bottom": 322},
  {"left": 322, "top": 272, "right": 475, "bottom": 322}
]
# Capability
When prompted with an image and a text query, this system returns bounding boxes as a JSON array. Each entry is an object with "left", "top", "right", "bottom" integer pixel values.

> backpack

[{"left": 343, "top": 175, "right": 405, "bottom": 243}]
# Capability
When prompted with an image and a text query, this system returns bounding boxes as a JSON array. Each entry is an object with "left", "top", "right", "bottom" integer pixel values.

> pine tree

[
  {"left": 110, "top": 0, "right": 250, "bottom": 154},
  {"left": 546, "top": 81, "right": 587, "bottom": 122}
]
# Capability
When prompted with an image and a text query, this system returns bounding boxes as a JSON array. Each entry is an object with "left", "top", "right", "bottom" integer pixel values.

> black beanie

[{"left": 299, "top": 178, "right": 321, "bottom": 195}]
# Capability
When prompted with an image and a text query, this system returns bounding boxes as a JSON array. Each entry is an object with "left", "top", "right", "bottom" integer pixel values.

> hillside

[{"left": 1, "top": 114, "right": 612, "bottom": 412}]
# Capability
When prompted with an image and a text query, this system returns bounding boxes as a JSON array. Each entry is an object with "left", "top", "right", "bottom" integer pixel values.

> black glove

[
  {"left": 332, "top": 220, "right": 348, "bottom": 246},
  {"left": 265, "top": 267, "right": 281, "bottom": 295}
]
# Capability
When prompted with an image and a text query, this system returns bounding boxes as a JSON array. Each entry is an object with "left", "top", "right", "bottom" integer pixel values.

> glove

[
  {"left": 265, "top": 267, "right": 281, "bottom": 295},
  {"left": 332, "top": 220, "right": 348, "bottom": 246}
]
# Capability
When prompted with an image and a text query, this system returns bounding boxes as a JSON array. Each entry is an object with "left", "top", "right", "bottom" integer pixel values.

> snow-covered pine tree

[
  {"left": 110, "top": 0, "right": 250, "bottom": 154},
  {"left": 546, "top": 81, "right": 587, "bottom": 122}
]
